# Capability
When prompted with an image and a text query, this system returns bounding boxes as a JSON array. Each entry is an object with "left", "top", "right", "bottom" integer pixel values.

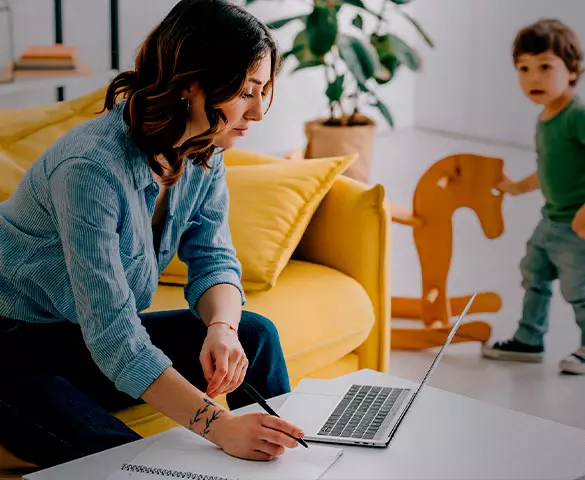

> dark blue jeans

[{"left": 0, "top": 309, "right": 290, "bottom": 469}]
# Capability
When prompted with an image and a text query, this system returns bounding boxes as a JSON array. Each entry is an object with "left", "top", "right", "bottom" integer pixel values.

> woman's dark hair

[
  {"left": 513, "top": 19, "right": 583, "bottom": 87},
  {"left": 104, "top": 0, "right": 278, "bottom": 186}
]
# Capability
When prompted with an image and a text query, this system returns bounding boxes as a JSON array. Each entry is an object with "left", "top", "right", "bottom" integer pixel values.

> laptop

[{"left": 277, "top": 293, "right": 477, "bottom": 448}]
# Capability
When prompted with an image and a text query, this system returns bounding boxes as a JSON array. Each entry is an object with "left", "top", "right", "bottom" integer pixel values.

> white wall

[
  {"left": 415, "top": 0, "right": 585, "bottom": 148},
  {"left": 1, "top": 0, "right": 421, "bottom": 154}
]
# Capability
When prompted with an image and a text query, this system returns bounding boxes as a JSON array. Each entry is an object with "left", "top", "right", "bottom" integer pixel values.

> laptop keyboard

[{"left": 317, "top": 385, "right": 408, "bottom": 440}]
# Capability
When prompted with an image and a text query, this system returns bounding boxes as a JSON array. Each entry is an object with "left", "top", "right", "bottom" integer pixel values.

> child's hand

[
  {"left": 572, "top": 204, "right": 585, "bottom": 239},
  {"left": 497, "top": 174, "right": 524, "bottom": 196}
]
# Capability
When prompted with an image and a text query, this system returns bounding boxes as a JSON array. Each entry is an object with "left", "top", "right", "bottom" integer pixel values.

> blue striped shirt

[{"left": 0, "top": 101, "right": 245, "bottom": 398}]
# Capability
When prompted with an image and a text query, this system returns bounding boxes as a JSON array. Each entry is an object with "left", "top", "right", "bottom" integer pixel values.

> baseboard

[{"left": 415, "top": 125, "right": 535, "bottom": 152}]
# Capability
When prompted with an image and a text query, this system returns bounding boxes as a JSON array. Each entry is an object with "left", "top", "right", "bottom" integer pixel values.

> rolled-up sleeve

[
  {"left": 178, "top": 155, "right": 245, "bottom": 317},
  {"left": 49, "top": 158, "right": 172, "bottom": 398}
]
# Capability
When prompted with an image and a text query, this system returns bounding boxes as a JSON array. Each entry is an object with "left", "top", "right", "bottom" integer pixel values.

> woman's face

[{"left": 184, "top": 54, "right": 272, "bottom": 150}]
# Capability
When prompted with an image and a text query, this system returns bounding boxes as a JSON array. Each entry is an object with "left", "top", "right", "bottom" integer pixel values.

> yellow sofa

[{"left": 0, "top": 89, "right": 391, "bottom": 478}]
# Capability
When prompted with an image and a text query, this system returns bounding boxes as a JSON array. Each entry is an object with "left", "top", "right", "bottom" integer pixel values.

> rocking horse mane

[
  {"left": 413, "top": 154, "right": 504, "bottom": 215},
  {"left": 414, "top": 154, "right": 503, "bottom": 190}
]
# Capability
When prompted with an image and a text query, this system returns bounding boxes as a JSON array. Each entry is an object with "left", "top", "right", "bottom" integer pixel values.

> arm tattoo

[
  {"left": 188, "top": 404, "right": 209, "bottom": 432},
  {"left": 188, "top": 397, "right": 224, "bottom": 436},
  {"left": 202, "top": 410, "right": 222, "bottom": 437}
]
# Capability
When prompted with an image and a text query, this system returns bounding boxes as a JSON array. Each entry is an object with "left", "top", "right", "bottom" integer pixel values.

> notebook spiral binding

[{"left": 121, "top": 462, "right": 231, "bottom": 479}]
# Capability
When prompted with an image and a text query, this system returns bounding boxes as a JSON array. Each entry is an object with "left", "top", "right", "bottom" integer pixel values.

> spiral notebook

[{"left": 107, "top": 427, "right": 343, "bottom": 480}]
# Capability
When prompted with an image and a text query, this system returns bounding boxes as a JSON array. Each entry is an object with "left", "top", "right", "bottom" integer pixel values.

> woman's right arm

[
  {"left": 48, "top": 158, "right": 301, "bottom": 460},
  {"left": 142, "top": 367, "right": 303, "bottom": 461}
]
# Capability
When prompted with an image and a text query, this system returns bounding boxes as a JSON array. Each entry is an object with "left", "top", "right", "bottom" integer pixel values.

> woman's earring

[{"left": 181, "top": 96, "right": 190, "bottom": 111}]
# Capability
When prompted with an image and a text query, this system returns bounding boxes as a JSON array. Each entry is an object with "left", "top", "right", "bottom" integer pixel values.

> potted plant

[{"left": 247, "top": 0, "right": 433, "bottom": 182}]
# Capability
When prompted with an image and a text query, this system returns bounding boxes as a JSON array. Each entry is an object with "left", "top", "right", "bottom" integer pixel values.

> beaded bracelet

[{"left": 208, "top": 321, "right": 238, "bottom": 336}]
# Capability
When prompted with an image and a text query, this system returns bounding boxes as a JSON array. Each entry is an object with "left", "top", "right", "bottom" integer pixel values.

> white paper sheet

[{"left": 107, "top": 427, "right": 343, "bottom": 480}]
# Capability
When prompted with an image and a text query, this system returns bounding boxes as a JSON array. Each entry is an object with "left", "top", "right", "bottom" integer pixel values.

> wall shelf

[
  {"left": 0, "top": 63, "right": 117, "bottom": 96},
  {"left": 0, "top": 0, "right": 119, "bottom": 102}
]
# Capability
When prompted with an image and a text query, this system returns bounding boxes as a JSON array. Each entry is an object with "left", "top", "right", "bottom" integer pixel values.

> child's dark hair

[{"left": 513, "top": 19, "right": 583, "bottom": 87}]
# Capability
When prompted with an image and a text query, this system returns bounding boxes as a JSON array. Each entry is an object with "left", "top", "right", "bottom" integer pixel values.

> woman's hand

[
  {"left": 209, "top": 412, "right": 304, "bottom": 461},
  {"left": 200, "top": 323, "right": 248, "bottom": 398},
  {"left": 572, "top": 204, "right": 585, "bottom": 239}
]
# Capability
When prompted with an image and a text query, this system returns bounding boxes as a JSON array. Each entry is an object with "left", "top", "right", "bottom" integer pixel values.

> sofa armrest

[{"left": 295, "top": 176, "right": 391, "bottom": 373}]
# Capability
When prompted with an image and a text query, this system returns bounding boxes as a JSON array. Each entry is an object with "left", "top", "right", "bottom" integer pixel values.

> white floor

[{"left": 370, "top": 128, "right": 585, "bottom": 430}]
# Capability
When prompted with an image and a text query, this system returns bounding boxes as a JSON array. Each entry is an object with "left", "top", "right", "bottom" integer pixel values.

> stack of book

[{"left": 13, "top": 45, "right": 77, "bottom": 71}]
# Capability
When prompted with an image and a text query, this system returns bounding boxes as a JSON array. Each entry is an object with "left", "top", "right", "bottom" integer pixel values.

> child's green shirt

[{"left": 536, "top": 96, "right": 585, "bottom": 222}]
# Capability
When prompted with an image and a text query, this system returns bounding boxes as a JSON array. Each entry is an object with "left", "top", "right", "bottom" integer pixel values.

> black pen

[{"left": 242, "top": 382, "right": 309, "bottom": 448}]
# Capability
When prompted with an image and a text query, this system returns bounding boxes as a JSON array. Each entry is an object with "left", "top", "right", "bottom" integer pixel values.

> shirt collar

[{"left": 115, "top": 100, "right": 156, "bottom": 191}]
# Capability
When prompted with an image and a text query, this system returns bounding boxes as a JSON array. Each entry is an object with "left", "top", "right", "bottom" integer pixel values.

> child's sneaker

[
  {"left": 559, "top": 347, "right": 585, "bottom": 374},
  {"left": 481, "top": 338, "right": 544, "bottom": 362}
]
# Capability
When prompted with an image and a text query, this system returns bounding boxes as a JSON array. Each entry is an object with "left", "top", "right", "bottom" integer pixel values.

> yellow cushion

[
  {"left": 161, "top": 154, "right": 357, "bottom": 292},
  {"left": 151, "top": 260, "right": 374, "bottom": 380},
  {"left": 0, "top": 88, "right": 106, "bottom": 170},
  {"left": 224, "top": 148, "right": 280, "bottom": 167},
  {"left": 0, "top": 151, "right": 25, "bottom": 203}
]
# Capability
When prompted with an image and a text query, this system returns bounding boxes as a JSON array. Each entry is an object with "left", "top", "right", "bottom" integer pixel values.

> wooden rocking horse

[{"left": 390, "top": 154, "right": 505, "bottom": 350}]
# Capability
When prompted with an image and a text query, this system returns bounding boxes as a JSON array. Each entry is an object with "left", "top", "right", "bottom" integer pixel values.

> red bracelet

[{"left": 208, "top": 321, "right": 238, "bottom": 336}]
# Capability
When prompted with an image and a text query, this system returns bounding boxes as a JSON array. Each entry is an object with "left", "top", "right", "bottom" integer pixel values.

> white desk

[{"left": 25, "top": 369, "right": 585, "bottom": 480}]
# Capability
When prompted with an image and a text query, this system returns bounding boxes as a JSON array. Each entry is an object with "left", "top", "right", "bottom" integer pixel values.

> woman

[{"left": 0, "top": 0, "right": 303, "bottom": 468}]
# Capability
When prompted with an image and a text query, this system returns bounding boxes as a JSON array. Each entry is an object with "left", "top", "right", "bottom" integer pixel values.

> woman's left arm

[
  {"left": 197, "top": 283, "right": 248, "bottom": 397},
  {"left": 178, "top": 154, "right": 247, "bottom": 397}
]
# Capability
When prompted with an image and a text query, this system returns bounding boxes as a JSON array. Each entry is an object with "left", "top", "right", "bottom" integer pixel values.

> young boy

[{"left": 482, "top": 19, "right": 585, "bottom": 375}]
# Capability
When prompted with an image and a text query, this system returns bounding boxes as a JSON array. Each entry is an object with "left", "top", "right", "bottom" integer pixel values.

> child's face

[{"left": 516, "top": 50, "right": 577, "bottom": 105}]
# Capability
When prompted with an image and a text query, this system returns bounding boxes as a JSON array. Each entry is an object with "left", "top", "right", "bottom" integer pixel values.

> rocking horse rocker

[{"left": 391, "top": 154, "right": 505, "bottom": 350}]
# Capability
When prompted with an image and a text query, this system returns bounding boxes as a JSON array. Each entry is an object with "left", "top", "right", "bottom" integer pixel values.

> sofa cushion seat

[{"left": 150, "top": 259, "right": 375, "bottom": 380}]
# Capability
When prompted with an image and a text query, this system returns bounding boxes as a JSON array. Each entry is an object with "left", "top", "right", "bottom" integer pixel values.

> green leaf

[
  {"left": 342, "top": 0, "right": 366, "bottom": 8},
  {"left": 339, "top": 37, "right": 365, "bottom": 86},
  {"left": 380, "top": 55, "right": 401, "bottom": 78},
  {"left": 245, "top": 0, "right": 258, "bottom": 3},
  {"left": 371, "top": 33, "right": 421, "bottom": 71},
  {"left": 399, "top": 11, "right": 434, "bottom": 47},
  {"left": 293, "top": 59, "right": 326, "bottom": 73},
  {"left": 288, "top": 31, "right": 325, "bottom": 73},
  {"left": 360, "top": 82, "right": 395, "bottom": 126},
  {"left": 340, "top": 0, "right": 382, "bottom": 18},
  {"left": 267, "top": 14, "right": 308, "bottom": 30},
  {"left": 373, "top": 60, "right": 392, "bottom": 84},
  {"left": 352, "top": 13, "right": 363, "bottom": 29},
  {"left": 373, "top": 99, "right": 394, "bottom": 127},
  {"left": 349, "top": 36, "right": 376, "bottom": 79},
  {"left": 291, "top": 30, "right": 322, "bottom": 64},
  {"left": 281, "top": 44, "right": 305, "bottom": 60},
  {"left": 371, "top": 35, "right": 399, "bottom": 79},
  {"left": 326, "top": 75, "right": 345, "bottom": 102},
  {"left": 389, "top": 0, "right": 412, "bottom": 4},
  {"left": 306, "top": 7, "right": 338, "bottom": 56},
  {"left": 370, "top": 33, "right": 402, "bottom": 80},
  {"left": 339, "top": 34, "right": 376, "bottom": 87}
]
